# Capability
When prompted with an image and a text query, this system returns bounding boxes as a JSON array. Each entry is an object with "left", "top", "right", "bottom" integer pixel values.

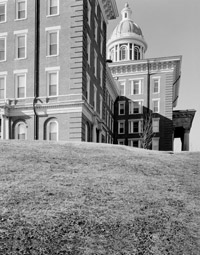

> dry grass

[{"left": 0, "top": 140, "right": 200, "bottom": 254}]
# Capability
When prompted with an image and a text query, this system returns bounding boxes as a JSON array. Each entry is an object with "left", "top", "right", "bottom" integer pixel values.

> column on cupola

[
  {"left": 128, "top": 43, "right": 130, "bottom": 60},
  {"left": 117, "top": 44, "right": 120, "bottom": 61}
]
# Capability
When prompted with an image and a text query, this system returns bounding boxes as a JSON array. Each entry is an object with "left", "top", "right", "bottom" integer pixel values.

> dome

[{"left": 107, "top": 3, "right": 148, "bottom": 57}]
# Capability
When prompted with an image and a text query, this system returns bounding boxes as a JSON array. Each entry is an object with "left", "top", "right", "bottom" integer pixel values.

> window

[
  {"left": 119, "top": 81, "right": 125, "bottom": 96},
  {"left": 0, "top": 2, "right": 6, "bottom": 23},
  {"left": 94, "top": 19, "right": 98, "bottom": 42},
  {"left": 134, "top": 45, "right": 140, "bottom": 60},
  {"left": 94, "top": 50, "right": 97, "bottom": 77},
  {"left": 153, "top": 99, "right": 160, "bottom": 113},
  {"left": 128, "top": 120, "right": 142, "bottom": 134},
  {"left": 47, "top": 0, "right": 59, "bottom": 16},
  {"left": 129, "top": 100, "right": 143, "bottom": 114},
  {"left": 120, "top": 45, "right": 127, "bottom": 61},
  {"left": 0, "top": 36, "right": 6, "bottom": 61},
  {"left": 118, "top": 121, "right": 125, "bottom": 134},
  {"left": 87, "top": 0, "right": 91, "bottom": 25},
  {"left": 119, "top": 101, "right": 125, "bottom": 115},
  {"left": 152, "top": 118, "right": 159, "bottom": 133},
  {"left": 118, "top": 139, "right": 125, "bottom": 145},
  {"left": 15, "top": 122, "right": 27, "bottom": 140},
  {"left": 128, "top": 139, "right": 141, "bottom": 148},
  {"left": 0, "top": 75, "right": 6, "bottom": 99},
  {"left": 86, "top": 73, "right": 90, "bottom": 103},
  {"left": 131, "top": 79, "right": 143, "bottom": 95},
  {"left": 152, "top": 138, "right": 159, "bottom": 150},
  {"left": 14, "top": 71, "right": 27, "bottom": 98},
  {"left": 100, "top": 63, "right": 103, "bottom": 87},
  {"left": 15, "top": 33, "right": 27, "bottom": 59},
  {"left": 16, "top": 0, "right": 27, "bottom": 20},
  {"left": 46, "top": 69, "right": 59, "bottom": 96},
  {"left": 153, "top": 78, "right": 160, "bottom": 93},
  {"left": 93, "top": 85, "right": 97, "bottom": 111},
  {"left": 87, "top": 35, "right": 91, "bottom": 65},
  {"left": 46, "top": 27, "right": 60, "bottom": 56},
  {"left": 46, "top": 119, "right": 58, "bottom": 141},
  {"left": 100, "top": 95, "right": 103, "bottom": 118}
]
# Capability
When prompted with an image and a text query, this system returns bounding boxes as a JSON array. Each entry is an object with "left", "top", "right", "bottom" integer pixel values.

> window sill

[
  {"left": 46, "top": 54, "right": 59, "bottom": 58},
  {"left": 46, "top": 14, "right": 60, "bottom": 18},
  {"left": 14, "top": 18, "right": 27, "bottom": 21},
  {"left": 15, "top": 57, "right": 27, "bottom": 61}
]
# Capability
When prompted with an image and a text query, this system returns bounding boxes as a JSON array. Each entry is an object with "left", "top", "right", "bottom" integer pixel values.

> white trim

[
  {"left": 128, "top": 119, "right": 143, "bottom": 134},
  {"left": 0, "top": 71, "right": 7, "bottom": 75},
  {"left": 45, "top": 26, "right": 61, "bottom": 31},
  {"left": 129, "top": 100, "right": 143, "bottom": 114},
  {"left": 45, "top": 66, "right": 60, "bottom": 72},
  {"left": 130, "top": 79, "right": 143, "bottom": 95},
  {"left": 14, "top": 29, "right": 28, "bottom": 35},
  {"left": 13, "top": 69, "right": 28, "bottom": 74},
  {"left": 15, "top": 0, "right": 27, "bottom": 21}
]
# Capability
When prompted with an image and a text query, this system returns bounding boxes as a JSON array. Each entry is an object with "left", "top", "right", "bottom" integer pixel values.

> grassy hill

[{"left": 0, "top": 140, "right": 200, "bottom": 254}]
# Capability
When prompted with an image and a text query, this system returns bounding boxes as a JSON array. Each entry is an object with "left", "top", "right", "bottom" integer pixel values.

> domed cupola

[{"left": 107, "top": 3, "right": 147, "bottom": 62}]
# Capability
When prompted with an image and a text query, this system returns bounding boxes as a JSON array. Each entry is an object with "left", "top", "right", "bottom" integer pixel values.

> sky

[{"left": 107, "top": 0, "right": 200, "bottom": 151}]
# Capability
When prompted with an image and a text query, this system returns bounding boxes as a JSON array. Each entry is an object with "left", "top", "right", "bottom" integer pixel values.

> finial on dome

[{"left": 121, "top": 2, "right": 132, "bottom": 20}]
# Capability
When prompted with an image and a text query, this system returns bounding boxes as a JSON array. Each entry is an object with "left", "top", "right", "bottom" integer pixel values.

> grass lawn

[{"left": 0, "top": 140, "right": 200, "bottom": 254}]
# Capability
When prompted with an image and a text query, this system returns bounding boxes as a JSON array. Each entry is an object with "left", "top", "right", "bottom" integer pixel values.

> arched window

[
  {"left": 45, "top": 119, "right": 58, "bottom": 141},
  {"left": 15, "top": 121, "right": 27, "bottom": 140},
  {"left": 134, "top": 46, "right": 140, "bottom": 60},
  {"left": 120, "top": 46, "right": 127, "bottom": 61}
]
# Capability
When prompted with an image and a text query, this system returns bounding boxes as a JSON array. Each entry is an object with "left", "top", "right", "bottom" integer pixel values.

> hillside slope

[{"left": 0, "top": 141, "right": 200, "bottom": 254}]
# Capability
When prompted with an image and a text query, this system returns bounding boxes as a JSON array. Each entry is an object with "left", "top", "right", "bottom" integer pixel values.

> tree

[{"left": 140, "top": 112, "right": 155, "bottom": 149}]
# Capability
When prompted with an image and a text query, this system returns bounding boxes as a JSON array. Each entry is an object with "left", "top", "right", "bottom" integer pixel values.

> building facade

[{"left": 0, "top": 0, "right": 118, "bottom": 143}]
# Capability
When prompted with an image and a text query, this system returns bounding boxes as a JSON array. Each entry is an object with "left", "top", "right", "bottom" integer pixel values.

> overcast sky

[{"left": 107, "top": 0, "right": 200, "bottom": 151}]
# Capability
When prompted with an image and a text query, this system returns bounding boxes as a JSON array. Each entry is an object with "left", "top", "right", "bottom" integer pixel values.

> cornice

[
  {"left": 106, "top": 65, "right": 120, "bottom": 99},
  {"left": 99, "top": 0, "right": 119, "bottom": 23}
]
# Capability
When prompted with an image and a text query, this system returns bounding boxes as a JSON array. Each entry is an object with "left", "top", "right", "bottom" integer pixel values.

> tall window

[
  {"left": 94, "top": 50, "right": 97, "bottom": 77},
  {"left": 128, "top": 120, "right": 142, "bottom": 134},
  {"left": 118, "top": 121, "right": 125, "bottom": 134},
  {"left": 15, "top": 34, "right": 26, "bottom": 59},
  {"left": 100, "top": 95, "right": 103, "bottom": 118},
  {"left": 0, "top": 76, "right": 5, "bottom": 99},
  {"left": 100, "top": 63, "right": 103, "bottom": 87},
  {"left": 87, "top": 0, "right": 91, "bottom": 25},
  {"left": 152, "top": 119, "right": 159, "bottom": 133},
  {"left": 47, "top": 0, "right": 59, "bottom": 16},
  {"left": 47, "top": 71, "right": 59, "bottom": 96},
  {"left": 119, "top": 81, "right": 125, "bottom": 96},
  {"left": 128, "top": 139, "right": 141, "bottom": 148},
  {"left": 86, "top": 73, "right": 90, "bottom": 103},
  {"left": 0, "top": 3, "right": 6, "bottom": 23},
  {"left": 87, "top": 35, "right": 91, "bottom": 65},
  {"left": 0, "top": 37, "right": 6, "bottom": 61},
  {"left": 46, "top": 119, "right": 58, "bottom": 141},
  {"left": 153, "top": 78, "right": 160, "bottom": 93},
  {"left": 93, "top": 85, "right": 97, "bottom": 111},
  {"left": 131, "top": 79, "right": 143, "bottom": 95},
  {"left": 46, "top": 28, "right": 60, "bottom": 56},
  {"left": 129, "top": 101, "right": 143, "bottom": 114},
  {"left": 15, "top": 73, "right": 26, "bottom": 98},
  {"left": 118, "top": 101, "right": 125, "bottom": 115},
  {"left": 16, "top": 0, "right": 27, "bottom": 20},
  {"left": 134, "top": 45, "right": 140, "bottom": 60},
  {"left": 153, "top": 99, "right": 160, "bottom": 113},
  {"left": 120, "top": 45, "right": 127, "bottom": 61},
  {"left": 15, "top": 122, "right": 27, "bottom": 140}
]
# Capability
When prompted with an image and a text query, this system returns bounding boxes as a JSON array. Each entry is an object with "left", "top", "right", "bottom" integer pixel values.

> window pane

[
  {"left": 17, "top": 75, "right": 25, "bottom": 98},
  {"left": 49, "top": 32, "right": 57, "bottom": 55},
  {"left": 0, "top": 39, "right": 5, "bottom": 61},
  {"left": 18, "top": 123, "right": 26, "bottom": 140},
  {"left": 0, "top": 5, "right": 5, "bottom": 22},
  {"left": 49, "top": 0, "right": 58, "bottom": 15},
  {"left": 49, "top": 73, "right": 57, "bottom": 96},
  {"left": 18, "top": 2, "right": 25, "bottom": 19},
  {"left": 49, "top": 122, "right": 57, "bottom": 141}
]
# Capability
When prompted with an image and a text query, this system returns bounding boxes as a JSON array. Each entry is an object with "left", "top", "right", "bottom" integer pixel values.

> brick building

[
  {"left": 0, "top": 0, "right": 118, "bottom": 142},
  {"left": 107, "top": 3, "right": 190, "bottom": 151}
]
